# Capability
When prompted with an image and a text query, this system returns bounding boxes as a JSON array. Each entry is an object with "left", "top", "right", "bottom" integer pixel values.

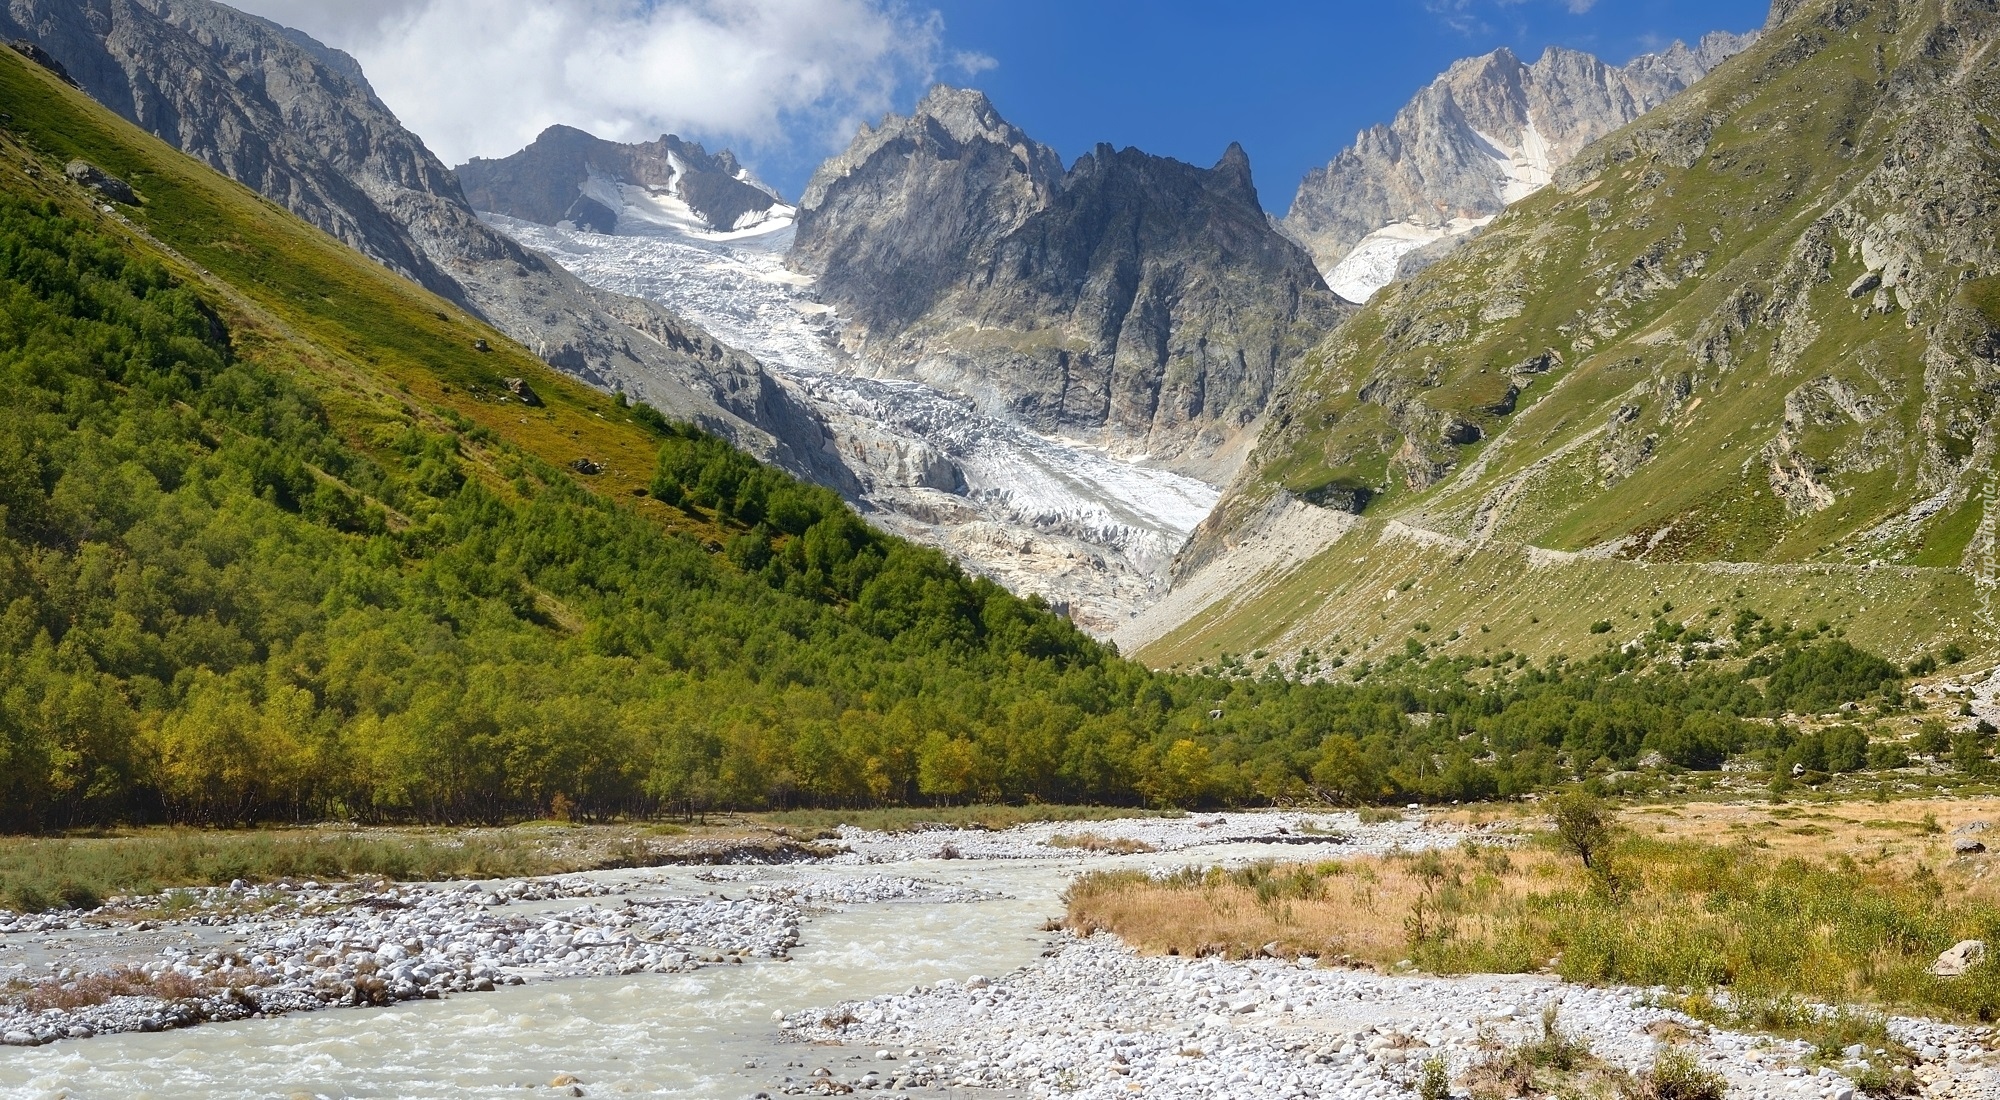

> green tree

[{"left": 1551, "top": 790, "right": 1611, "bottom": 870}]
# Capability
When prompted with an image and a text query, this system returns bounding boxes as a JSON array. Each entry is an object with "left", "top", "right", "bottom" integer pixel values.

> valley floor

[{"left": 4, "top": 810, "right": 1996, "bottom": 1098}]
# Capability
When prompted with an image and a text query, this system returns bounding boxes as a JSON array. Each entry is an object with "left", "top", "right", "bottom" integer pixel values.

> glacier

[
  {"left": 1324, "top": 215, "right": 1492, "bottom": 304},
  {"left": 483, "top": 212, "right": 1219, "bottom": 635},
  {"left": 1324, "top": 116, "right": 1554, "bottom": 304}
]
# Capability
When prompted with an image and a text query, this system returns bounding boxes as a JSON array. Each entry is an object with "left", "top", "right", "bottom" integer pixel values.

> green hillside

[
  {"left": 0, "top": 48, "right": 1135, "bottom": 828},
  {"left": 0, "top": 45, "right": 1951, "bottom": 833},
  {"left": 1160, "top": 0, "right": 2000, "bottom": 668}
]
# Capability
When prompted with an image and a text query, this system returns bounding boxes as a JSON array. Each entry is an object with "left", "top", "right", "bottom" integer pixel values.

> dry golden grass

[
  {"left": 4, "top": 963, "right": 263, "bottom": 1012},
  {"left": 1065, "top": 801, "right": 2000, "bottom": 1024},
  {"left": 1433, "top": 795, "right": 2000, "bottom": 898},
  {"left": 1064, "top": 845, "right": 1566, "bottom": 966}
]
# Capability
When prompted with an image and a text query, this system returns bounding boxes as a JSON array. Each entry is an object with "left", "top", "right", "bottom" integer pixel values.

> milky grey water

[
  {"left": 0, "top": 864, "right": 1063, "bottom": 1100},
  {"left": 0, "top": 837, "right": 1345, "bottom": 1100}
]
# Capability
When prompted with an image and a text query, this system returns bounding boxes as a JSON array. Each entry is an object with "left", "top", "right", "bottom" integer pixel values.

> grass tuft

[
  {"left": 1637, "top": 1049, "right": 1725, "bottom": 1100},
  {"left": 0, "top": 831, "right": 559, "bottom": 912}
]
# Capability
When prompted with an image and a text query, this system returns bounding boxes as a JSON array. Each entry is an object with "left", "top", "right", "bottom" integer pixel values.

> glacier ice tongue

[{"left": 481, "top": 212, "right": 1218, "bottom": 635}]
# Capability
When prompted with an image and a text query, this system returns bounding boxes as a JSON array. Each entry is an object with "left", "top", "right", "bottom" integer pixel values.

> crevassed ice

[
  {"left": 480, "top": 208, "right": 1218, "bottom": 631},
  {"left": 1325, "top": 216, "right": 1492, "bottom": 303}
]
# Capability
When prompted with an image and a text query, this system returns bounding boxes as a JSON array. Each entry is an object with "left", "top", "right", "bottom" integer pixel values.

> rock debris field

[
  {"left": 784, "top": 939, "right": 1996, "bottom": 1099},
  {"left": 3, "top": 811, "right": 1997, "bottom": 1100}
]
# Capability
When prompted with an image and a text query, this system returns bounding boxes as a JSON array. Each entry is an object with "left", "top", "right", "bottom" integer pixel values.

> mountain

[
  {"left": 792, "top": 86, "right": 1346, "bottom": 483},
  {"left": 0, "top": 0, "right": 845, "bottom": 484},
  {"left": 1127, "top": 0, "right": 1999, "bottom": 668},
  {"left": 1282, "top": 33, "right": 1755, "bottom": 303},
  {"left": 0, "top": 41, "right": 1164, "bottom": 825},
  {"left": 460, "top": 111, "right": 1239, "bottom": 634},
  {"left": 457, "top": 125, "right": 791, "bottom": 237},
  {"left": 0, "top": 8, "right": 1941, "bottom": 833}
]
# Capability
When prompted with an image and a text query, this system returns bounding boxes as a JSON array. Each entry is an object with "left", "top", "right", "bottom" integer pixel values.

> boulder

[
  {"left": 9, "top": 40, "right": 77, "bottom": 86},
  {"left": 503, "top": 377, "right": 542, "bottom": 406},
  {"left": 63, "top": 160, "right": 137, "bottom": 205},
  {"left": 1932, "top": 939, "right": 1986, "bottom": 977},
  {"left": 1954, "top": 837, "right": 1986, "bottom": 855}
]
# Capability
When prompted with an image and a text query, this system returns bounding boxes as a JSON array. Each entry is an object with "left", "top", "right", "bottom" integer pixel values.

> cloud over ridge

[{"left": 232, "top": 0, "right": 978, "bottom": 185}]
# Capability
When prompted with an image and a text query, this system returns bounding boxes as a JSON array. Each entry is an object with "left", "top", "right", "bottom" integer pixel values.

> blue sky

[
  {"left": 915, "top": 0, "right": 1770, "bottom": 215},
  {"left": 245, "top": 0, "right": 1772, "bottom": 212}
]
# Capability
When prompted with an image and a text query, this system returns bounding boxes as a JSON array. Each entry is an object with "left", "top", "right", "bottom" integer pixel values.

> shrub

[
  {"left": 1416, "top": 1055, "right": 1451, "bottom": 1100},
  {"left": 1639, "top": 1049, "right": 1725, "bottom": 1100}
]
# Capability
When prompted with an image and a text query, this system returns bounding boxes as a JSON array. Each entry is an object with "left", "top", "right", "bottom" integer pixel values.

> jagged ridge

[
  {"left": 792, "top": 86, "right": 1346, "bottom": 483},
  {"left": 1282, "top": 32, "right": 1755, "bottom": 302},
  {"left": 0, "top": 0, "right": 844, "bottom": 484}
]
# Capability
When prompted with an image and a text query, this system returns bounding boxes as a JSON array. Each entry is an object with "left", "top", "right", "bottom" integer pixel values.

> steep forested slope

[{"left": 0, "top": 47, "right": 1128, "bottom": 828}]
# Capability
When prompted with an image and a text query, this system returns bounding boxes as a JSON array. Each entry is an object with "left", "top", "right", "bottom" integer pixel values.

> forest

[{"left": 0, "top": 196, "right": 1946, "bottom": 831}]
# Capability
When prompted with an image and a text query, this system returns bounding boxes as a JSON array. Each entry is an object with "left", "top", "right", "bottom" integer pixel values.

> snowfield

[{"left": 485, "top": 212, "right": 1219, "bottom": 633}]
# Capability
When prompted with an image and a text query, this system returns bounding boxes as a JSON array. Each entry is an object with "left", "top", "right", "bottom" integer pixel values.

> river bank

[{"left": 2, "top": 810, "right": 1995, "bottom": 1099}]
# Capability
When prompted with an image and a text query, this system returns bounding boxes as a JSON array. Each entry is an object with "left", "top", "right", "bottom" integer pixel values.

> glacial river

[{"left": 0, "top": 860, "right": 1066, "bottom": 1100}]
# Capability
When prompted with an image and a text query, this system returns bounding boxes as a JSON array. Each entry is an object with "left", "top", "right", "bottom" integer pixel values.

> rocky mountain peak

[
  {"left": 1281, "top": 30, "right": 1754, "bottom": 303},
  {"left": 910, "top": 83, "right": 1013, "bottom": 145},
  {"left": 4, "top": 0, "right": 849, "bottom": 489},
  {"left": 791, "top": 90, "right": 1343, "bottom": 482},
  {"left": 798, "top": 84, "right": 1060, "bottom": 214},
  {"left": 457, "top": 125, "right": 786, "bottom": 237},
  {"left": 1211, "top": 141, "right": 1256, "bottom": 199}
]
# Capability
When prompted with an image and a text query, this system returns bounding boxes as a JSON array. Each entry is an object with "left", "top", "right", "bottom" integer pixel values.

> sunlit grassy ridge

[{"left": 1165, "top": 0, "right": 2000, "bottom": 667}]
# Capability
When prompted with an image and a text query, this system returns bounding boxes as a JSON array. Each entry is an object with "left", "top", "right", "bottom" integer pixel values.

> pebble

[
  {"left": 0, "top": 871, "right": 978, "bottom": 1046},
  {"left": 826, "top": 810, "right": 1475, "bottom": 863},
  {"left": 783, "top": 936, "right": 2000, "bottom": 1100}
]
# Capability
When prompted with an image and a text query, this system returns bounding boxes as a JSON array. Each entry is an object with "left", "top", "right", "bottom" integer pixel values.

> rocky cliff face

[
  {"left": 793, "top": 87, "right": 1344, "bottom": 482},
  {"left": 458, "top": 125, "right": 789, "bottom": 236},
  {"left": 1283, "top": 33, "right": 1754, "bottom": 302},
  {"left": 0, "top": 0, "right": 843, "bottom": 480}
]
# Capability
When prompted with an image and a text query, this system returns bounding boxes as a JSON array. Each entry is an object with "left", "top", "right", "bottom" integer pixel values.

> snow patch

[
  {"left": 572, "top": 160, "right": 797, "bottom": 243},
  {"left": 1473, "top": 116, "right": 1556, "bottom": 205}
]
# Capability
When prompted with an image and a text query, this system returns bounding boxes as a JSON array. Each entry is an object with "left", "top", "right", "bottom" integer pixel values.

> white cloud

[
  {"left": 227, "top": 0, "right": 983, "bottom": 184},
  {"left": 1422, "top": 0, "right": 1599, "bottom": 35}
]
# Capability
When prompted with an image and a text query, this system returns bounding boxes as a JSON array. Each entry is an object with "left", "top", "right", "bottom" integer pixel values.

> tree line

[{"left": 0, "top": 196, "right": 1939, "bottom": 830}]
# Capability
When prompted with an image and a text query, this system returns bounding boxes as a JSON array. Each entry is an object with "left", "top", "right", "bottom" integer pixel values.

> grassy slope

[
  {"left": 1147, "top": 0, "right": 2000, "bottom": 667},
  {"left": 0, "top": 50, "right": 724, "bottom": 544},
  {"left": 1140, "top": 517, "right": 1973, "bottom": 670}
]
